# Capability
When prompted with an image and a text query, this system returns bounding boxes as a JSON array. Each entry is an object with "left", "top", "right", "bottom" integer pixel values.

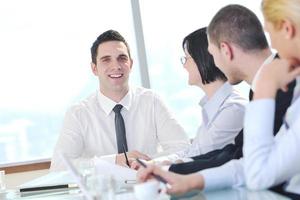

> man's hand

[
  {"left": 137, "top": 164, "right": 205, "bottom": 195},
  {"left": 130, "top": 160, "right": 143, "bottom": 170},
  {"left": 115, "top": 150, "right": 151, "bottom": 167},
  {"left": 254, "top": 59, "right": 300, "bottom": 100}
]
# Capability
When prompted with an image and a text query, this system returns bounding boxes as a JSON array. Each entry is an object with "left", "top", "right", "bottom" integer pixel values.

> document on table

[
  {"left": 19, "top": 171, "right": 76, "bottom": 189},
  {"left": 95, "top": 159, "right": 137, "bottom": 181}
]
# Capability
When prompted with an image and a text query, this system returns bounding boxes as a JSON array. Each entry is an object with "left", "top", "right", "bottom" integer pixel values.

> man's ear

[
  {"left": 282, "top": 19, "right": 296, "bottom": 40},
  {"left": 129, "top": 58, "right": 133, "bottom": 70},
  {"left": 220, "top": 42, "right": 233, "bottom": 60},
  {"left": 91, "top": 62, "right": 98, "bottom": 75}
]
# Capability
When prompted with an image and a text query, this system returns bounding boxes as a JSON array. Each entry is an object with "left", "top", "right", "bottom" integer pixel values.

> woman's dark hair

[{"left": 183, "top": 27, "right": 227, "bottom": 84}]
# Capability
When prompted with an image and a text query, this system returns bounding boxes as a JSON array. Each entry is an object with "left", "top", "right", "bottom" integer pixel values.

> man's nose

[{"left": 110, "top": 59, "right": 122, "bottom": 70}]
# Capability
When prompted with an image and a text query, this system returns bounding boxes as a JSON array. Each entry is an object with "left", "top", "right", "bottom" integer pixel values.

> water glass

[{"left": 86, "top": 174, "right": 116, "bottom": 200}]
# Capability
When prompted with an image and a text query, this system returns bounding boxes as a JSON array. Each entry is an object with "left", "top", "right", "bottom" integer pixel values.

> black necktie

[
  {"left": 113, "top": 104, "right": 128, "bottom": 153},
  {"left": 249, "top": 89, "right": 254, "bottom": 101}
]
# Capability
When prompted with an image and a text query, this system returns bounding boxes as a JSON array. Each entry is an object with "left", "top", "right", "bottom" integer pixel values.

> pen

[
  {"left": 136, "top": 158, "right": 169, "bottom": 185},
  {"left": 124, "top": 180, "right": 137, "bottom": 184},
  {"left": 123, "top": 144, "right": 130, "bottom": 167},
  {"left": 20, "top": 183, "right": 78, "bottom": 193}
]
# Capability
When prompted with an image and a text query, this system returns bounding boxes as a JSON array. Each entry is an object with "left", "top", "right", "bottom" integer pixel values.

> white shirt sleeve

[
  {"left": 244, "top": 99, "right": 300, "bottom": 190},
  {"left": 153, "top": 94, "right": 190, "bottom": 154},
  {"left": 50, "top": 108, "right": 86, "bottom": 171},
  {"left": 50, "top": 107, "right": 120, "bottom": 171},
  {"left": 200, "top": 159, "right": 245, "bottom": 191}
]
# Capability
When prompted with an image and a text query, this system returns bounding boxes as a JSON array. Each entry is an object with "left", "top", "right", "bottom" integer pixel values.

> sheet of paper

[
  {"left": 19, "top": 171, "right": 75, "bottom": 188},
  {"left": 95, "top": 159, "right": 137, "bottom": 181}
]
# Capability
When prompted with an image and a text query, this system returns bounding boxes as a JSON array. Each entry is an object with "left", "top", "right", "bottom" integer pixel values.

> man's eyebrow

[
  {"left": 99, "top": 55, "right": 111, "bottom": 60},
  {"left": 118, "top": 54, "right": 129, "bottom": 57}
]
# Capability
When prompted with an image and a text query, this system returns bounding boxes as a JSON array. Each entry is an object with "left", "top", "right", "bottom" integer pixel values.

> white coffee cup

[
  {"left": 0, "top": 171, "right": 5, "bottom": 191},
  {"left": 134, "top": 180, "right": 160, "bottom": 200},
  {"left": 0, "top": 171, "right": 6, "bottom": 199}
]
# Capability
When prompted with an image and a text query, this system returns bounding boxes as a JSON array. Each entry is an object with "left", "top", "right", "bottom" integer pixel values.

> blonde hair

[{"left": 262, "top": 0, "right": 300, "bottom": 29}]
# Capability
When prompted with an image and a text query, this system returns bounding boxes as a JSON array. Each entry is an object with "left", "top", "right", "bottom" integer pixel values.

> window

[{"left": 0, "top": 0, "right": 141, "bottom": 164}]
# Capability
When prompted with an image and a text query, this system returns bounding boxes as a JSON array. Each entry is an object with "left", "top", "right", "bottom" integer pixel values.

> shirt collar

[
  {"left": 251, "top": 53, "right": 276, "bottom": 91},
  {"left": 199, "top": 82, "right": 233, "bottom": 125},
  {"left": 97, "top": 88, "right": 132, "bottom": 115}
]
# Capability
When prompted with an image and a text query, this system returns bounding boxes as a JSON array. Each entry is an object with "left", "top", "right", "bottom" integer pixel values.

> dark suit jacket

[{"left": 169, "top": 81, "right": 296, "bottom": 174}]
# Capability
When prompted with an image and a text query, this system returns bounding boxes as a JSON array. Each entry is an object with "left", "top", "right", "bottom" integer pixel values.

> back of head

[
  {"left": 262, "top": 0, "right": 300, "bottom": 29},
  {"left": 91, "top": 30, "right": 131, "bottom": 64},
  {"left": 183, "top": 27, "right": 227, "bottom": 84},
  {"left": 208, "top": 4, "right": 268, "bottom": 52}
]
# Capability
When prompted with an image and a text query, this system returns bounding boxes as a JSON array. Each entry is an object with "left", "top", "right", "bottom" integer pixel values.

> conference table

[
  {"left": 2, "top": 186, "right": 290, "bottom": 200},
  {"left": 0, "top": 167, "right": 291, "bottom": 200}
]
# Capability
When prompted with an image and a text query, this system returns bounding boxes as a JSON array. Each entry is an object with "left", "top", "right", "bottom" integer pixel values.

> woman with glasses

[{"left": 146, "top": 27, "right": 247, "bottom": 165}]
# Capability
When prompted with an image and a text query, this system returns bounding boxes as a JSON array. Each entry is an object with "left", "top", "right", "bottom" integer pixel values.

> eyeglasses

[{"left": 180, "top": 56, "right": 192, "bottom": 65}]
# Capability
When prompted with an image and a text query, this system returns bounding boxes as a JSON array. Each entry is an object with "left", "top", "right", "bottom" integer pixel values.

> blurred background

[{"left": 0, "top": 0, "right": 263, "bottom": 164}]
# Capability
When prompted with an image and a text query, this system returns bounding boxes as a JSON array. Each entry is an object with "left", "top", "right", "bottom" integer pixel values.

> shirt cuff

[
  {"left": 162, "top": 165, "right": 170, "bottom": 171},
  {"left": 99, "top": 154, "right": 117, "bottom": 164},
  {"left": 181, "top": 157, "right": 193, "bottom": 163}
]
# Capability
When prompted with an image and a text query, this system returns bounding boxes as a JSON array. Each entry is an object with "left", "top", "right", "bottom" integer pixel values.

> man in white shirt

[
  {"left": 137, "top": 4, "right": 296, "bottom": 196},
  {"left": 50, "top": 30, "right": 189, "bottom": 171}
]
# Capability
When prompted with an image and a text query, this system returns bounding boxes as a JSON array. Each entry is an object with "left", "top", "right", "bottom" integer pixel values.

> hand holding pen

[
  {"left": 115, "top": 147, "right": 151, "bottom": 167},
  {"left": 136, "top": 158, "right": 205, "bottom": 195},
  {"left": 136, "top": 158, "right": 171, "bottom": 189}
]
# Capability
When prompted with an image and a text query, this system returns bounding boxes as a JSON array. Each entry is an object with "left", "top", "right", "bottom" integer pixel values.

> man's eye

[
  {"left": 119, "top": 57, "right": 128, "bottom": 62},
  {"left": 102, "top": 58, "right": 110, "bottom": 62}
]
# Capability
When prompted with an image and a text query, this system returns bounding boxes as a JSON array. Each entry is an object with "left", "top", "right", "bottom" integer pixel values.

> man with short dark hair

[{"left": 51, "top": 30, "right": 189, "bottom": 171}]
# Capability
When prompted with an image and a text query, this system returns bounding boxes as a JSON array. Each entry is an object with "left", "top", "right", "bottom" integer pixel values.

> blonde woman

[{"left": 244, "top": 0, "right": 300, "bottom": 197}]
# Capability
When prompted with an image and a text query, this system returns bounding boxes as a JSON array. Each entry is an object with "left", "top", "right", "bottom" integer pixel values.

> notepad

[
  {"left": 19, "top": 171, "right": 76, "bottom": 189},
  {"left": 94, "top": 159, "right": 137, "bottom": 182}
]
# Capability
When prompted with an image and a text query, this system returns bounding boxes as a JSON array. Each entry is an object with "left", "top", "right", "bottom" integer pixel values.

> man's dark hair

[
  {"left": 183, "top": 27, "right": 227, "bottom": 84},
  {"left": 91, "top": 30, "right": 131, "bottom": 64},
  {"left": 207, "top": 4, "right": 268, "bottom": 52}
]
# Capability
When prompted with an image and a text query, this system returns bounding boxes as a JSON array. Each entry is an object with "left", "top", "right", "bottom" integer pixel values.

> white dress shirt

[
  {"left": 199, "top": 54, "right": 294, "bottom": 192},
  {"left": 200, "top": 78, "right": 300, "bottom": 194},
  {"left": 50, "top": 86, "right": 190, "bottom": 171},
  {"left": 244, "top": 77, "right": 300, "bottom": 194},
  {"left": 155, "top": 82, "right": 247, "bottom": 163}
]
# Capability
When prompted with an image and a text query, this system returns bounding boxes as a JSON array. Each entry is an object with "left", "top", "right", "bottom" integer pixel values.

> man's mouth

[{"left": 108, "top": 74, "right": 123, "bottom": 78}]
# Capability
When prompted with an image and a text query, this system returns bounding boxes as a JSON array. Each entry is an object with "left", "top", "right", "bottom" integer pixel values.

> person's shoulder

[
  {"left": 131, "top": 86, "right": 164, "bottom": 104},
  {"left": 67, "top": 91, "right": 98, "bottom": 115},
  {"left": 221, "top": 88, "right": 248, "bottom": 111},
  {"left": 132, "top": 86, "right": 160, "bottom": 98}
]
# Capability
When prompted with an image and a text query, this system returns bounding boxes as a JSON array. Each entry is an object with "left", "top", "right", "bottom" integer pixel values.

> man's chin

[{"left": 111, "top": 84, "right": 129, "bottom": 92}]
